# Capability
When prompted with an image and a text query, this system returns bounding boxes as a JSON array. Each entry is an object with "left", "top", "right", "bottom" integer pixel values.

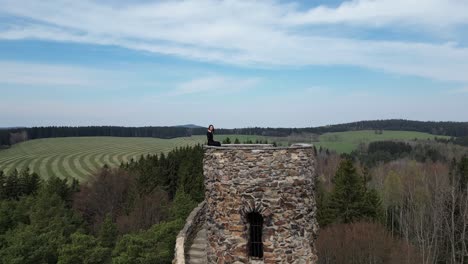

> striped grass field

[
  {"left": 0, "top": 134, "right": 266, "bottom": 181},
  {"left": 0, "top": 136, "right": 207, "bottom": 181},
  {"left": 0, "top": 131, "right": 448, "bottom": 181}
]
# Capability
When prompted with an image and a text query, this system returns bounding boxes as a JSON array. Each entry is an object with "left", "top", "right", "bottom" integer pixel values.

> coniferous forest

[{"left": 0, "top": 145, "right": 204, "bottom": 264}]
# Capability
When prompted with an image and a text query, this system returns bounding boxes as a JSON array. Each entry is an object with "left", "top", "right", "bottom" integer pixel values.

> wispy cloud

[
  {"left": 0, "top": 61, "right": 96, "bottom": 86},
  {"left": 0, "top": 0, "right": 468, "bottom": 83},
  {"left": 169, "top": 76, "right": 260, "bottom": 96},
  {"left": 449, "top": 87, "right": 468, "bottom": 94},
  {"left": 283, "top": 0, "right": 468, "bottom": 28},
  {"left": 0, "top": 61, "right": 160, "bottom": 89}
]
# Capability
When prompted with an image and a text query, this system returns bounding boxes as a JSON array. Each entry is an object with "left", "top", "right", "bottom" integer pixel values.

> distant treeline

[
  {"left": 318, "top": 119, "right": 468, "bottom": 136},
  {"left": 1, "top": 119, "right": 468, "bottom": 147},
  {"left": 0, "top": 126, "right": 207, "bottom": 147},
  {"left": 219, "top": 119, "right": 468, "bottom": 137}
]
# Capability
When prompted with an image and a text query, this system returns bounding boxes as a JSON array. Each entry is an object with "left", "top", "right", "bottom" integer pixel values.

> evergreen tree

[
  {"left": 18, "top": 168, "right": 40, "bottom": 196},
  {"left": 0, "top": 170, "right": 6, "bottom": 200},
  {"left": 170, "top": 190, "right": 197, "bottom": 220},
  {"left": 58, "top": 232, "right": 110, "bottom": 264},
  {"left": 0, "top": 169, "right": 42, "bottom": 200},
  {"left": 0, "top": 192, "right": 82, "bottom": 264},
  {"left": 42, "top": 176, "right": 76, "bottom": 206},
  {"left": 234, "top": 138, "right": 240, "bottom": 144},
  {"left": 457, "top": 155, "right": 468, "bottom": 189},
  {"left": 98, "top": 215, "right": 118, "bottom": 248},
  {"left": 3, "top": 170, "right": 19, "bottom": 200},
  {"left": 0, "top": 199, "right": 28, "bottom": 235},
  {"left": 325, "top": 159, "right": 382, "bottom": 224},
  {"left": 112, "top": 219, "right": 184, "bottom": 264},
  {"left": 316, "top": 179, "right": 334, "bottom": 227}
]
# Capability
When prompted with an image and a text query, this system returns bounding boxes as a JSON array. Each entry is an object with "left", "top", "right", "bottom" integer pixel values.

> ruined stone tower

[{"left": 203, "top": 144, "right": 319, "bottom": 263}]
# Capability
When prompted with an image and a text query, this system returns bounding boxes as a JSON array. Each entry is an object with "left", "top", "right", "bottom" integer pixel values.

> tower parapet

[{"left": 203, "top": 144, "right": 318, "bottom": 263}]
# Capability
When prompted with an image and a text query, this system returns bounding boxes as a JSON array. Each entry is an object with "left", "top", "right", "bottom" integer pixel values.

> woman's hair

[{"left": 208, "top": 124, "right": 215, "bottom": 132}]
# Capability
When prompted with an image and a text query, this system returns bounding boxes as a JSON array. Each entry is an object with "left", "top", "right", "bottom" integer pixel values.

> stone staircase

[{"left": 186, "top": 227, "right": 208, "bottom": 264}]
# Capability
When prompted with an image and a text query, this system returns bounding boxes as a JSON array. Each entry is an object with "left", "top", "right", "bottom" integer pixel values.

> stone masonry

[{"left": 203, "top": 144, "right": 319, "bottom": 263}]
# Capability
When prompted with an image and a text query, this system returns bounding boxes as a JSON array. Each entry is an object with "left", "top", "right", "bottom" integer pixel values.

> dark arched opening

[{"left": 247, "top": 212, "right": 263, "bottom": 258}]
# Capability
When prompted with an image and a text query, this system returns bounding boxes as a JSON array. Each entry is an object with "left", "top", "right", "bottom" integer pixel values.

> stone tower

[{"left": 203, "top": 144, "right": 318, "bottom": 263}]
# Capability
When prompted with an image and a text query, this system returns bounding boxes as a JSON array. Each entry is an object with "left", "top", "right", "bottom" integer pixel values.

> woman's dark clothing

[{"left": 207, "top": 131, "right": 221, "bottom": 146}]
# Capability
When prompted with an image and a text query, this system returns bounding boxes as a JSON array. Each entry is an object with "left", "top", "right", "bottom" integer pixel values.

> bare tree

[
  {"left": 116, "top": 187, "right": 170, "bottom": 233},
  {"left": 317, "top": 222, "right": 422, "bottom": 264},
  {"left": 9, "top": 130, "right": 28, "bottom": 145},
  {"left": 73, "top": 167, "right": 135, "bottom": 233}
]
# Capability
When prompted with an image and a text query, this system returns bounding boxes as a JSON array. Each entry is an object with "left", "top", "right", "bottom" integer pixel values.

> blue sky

[{"left": 1, "top": 0, "right": 468, "bottom": 128}]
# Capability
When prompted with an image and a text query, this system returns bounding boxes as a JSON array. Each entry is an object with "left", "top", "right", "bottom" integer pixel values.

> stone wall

[
  {"left": 204, "top": 144, "right": 319, "bottom": 263},
  {"left": 173, "top": 201, "right": 207, "bottom": 264}
]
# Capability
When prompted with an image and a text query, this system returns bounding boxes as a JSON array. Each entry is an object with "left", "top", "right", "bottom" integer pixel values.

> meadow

[
  {"left": 262, "top": 130, "right": 448, "bottom": 153},
  {"left": 0, "top": 130, "right": 446, "bottom": 180},
  {"left": 0, "top": 135, "right": 263, "bottom": 181},
  {"left": 314, "top": 130, "right": 449, "bottom": 153}
]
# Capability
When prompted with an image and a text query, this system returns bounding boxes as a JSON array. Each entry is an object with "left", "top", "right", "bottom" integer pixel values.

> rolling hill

[{"left": 0, "top": 130, "right": 447, "bottom": 180}]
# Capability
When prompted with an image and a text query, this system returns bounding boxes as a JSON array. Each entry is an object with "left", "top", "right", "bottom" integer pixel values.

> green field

[
  {"left": 0, "top": 131, "right": 447, "bottom": 180},
  {"left": 0, "top": 135, "right": 266, "bottom": 181},
  {"left": 261, "top": 130, "right": 448, "bottom": 153},
  {"left": 314, "top": 130, "right": 449, "bottom": 153}
]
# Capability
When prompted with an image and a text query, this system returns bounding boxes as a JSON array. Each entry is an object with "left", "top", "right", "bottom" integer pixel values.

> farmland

[
  {"left": 0, "top": 136, "right": 204, "bottom": 181},
  {"left": 0, "top": 135, "right": 264, "bottom": 180},
  {"left": 313, "top": 130, "right": 449, "bottom": 153},
  {"left": 0, "top": 131, "right": 447, "bottom": 180},
  {"left": 264, "top": 130, "right": 449, "bottom": 153}
]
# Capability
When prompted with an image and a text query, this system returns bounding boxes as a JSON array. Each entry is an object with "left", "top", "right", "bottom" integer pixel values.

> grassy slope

[
  {"left": 0, "top": 131, "right": 448, "bottom": 180},
  {"left": 0, "top": 135, "right": 267, "bottom": 180},
  {"left": 0, "top": 137, "right": 202, "bottom": 181},
  {"left": 314, "top": 130, "right": 449, "bottom": 153}
]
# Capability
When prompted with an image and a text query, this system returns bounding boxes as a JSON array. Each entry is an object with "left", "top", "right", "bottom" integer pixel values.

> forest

[
  {"left": 2, "top": 119, "right": 468, "bottom": 147},
  {"left": 0, "top": 139, "right": 467, "bottom": 264},
  {"left": 315, "top": 140, "right": 468, "bottom": 264},
  {"left": 0, "top": 126, "right": 202, "bottom": 147},
  {"left": 0, "top": 145, "right": 204, "bottom": 264}
]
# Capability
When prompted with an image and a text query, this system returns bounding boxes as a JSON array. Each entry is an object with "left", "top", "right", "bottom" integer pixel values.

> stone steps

[{"left": 187, "top": 228, "right": 207, "bottom": 264}]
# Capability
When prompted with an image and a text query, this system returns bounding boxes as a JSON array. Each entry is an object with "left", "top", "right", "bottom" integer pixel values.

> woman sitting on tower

[{"left": 207, "top": 124, "right": 221, "bottom": 146}]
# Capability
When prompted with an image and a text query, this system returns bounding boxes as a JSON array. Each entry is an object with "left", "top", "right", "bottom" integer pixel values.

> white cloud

[
  {"left": 283, "top": 0, "right": 468, "bottom": 28},
  {"left": 170, "top": 76, "right": 259, "bottom": 96},
  {"left": 0, "top": 61, "right": 161, "bottom": 89},
  {"left": 0, "top": 61, "right": 96, "bottom": 86},
  {"left": 449, "top": 87, "right": 468, "bottom": 94},
  {"left": 0, "top": 0, "right": 468, "bottom": 83}
]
